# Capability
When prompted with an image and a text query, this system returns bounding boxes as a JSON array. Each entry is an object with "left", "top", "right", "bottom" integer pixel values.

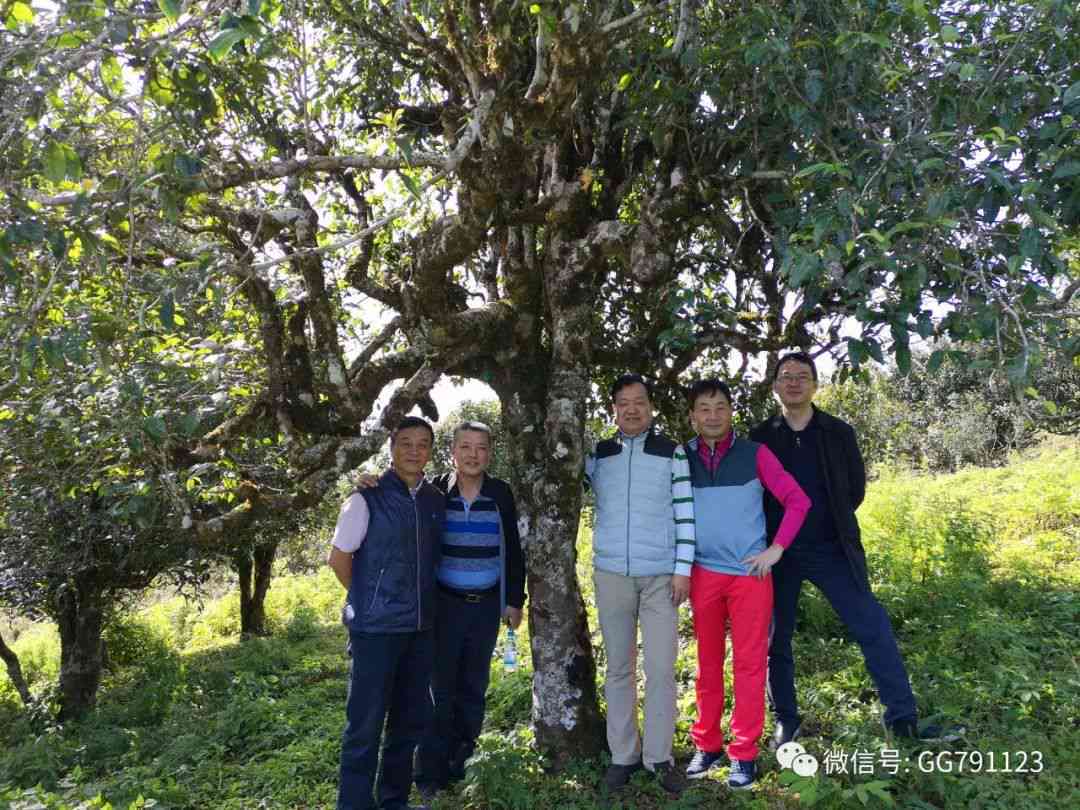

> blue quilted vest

[{"left": 347, "top": 470, "right": 444, "bottom": 634}]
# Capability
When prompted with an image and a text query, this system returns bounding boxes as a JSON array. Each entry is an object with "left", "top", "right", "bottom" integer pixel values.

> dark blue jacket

[
  {"left": 751, "top": 407, "right": 869, "bottom": 589},
  {"left": 347, "top": 470, "right": 444, "bottom": 634}
]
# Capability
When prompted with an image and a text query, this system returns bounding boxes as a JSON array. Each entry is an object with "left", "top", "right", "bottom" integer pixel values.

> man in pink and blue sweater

[{"left": 682, "top": 379, "right": 810, "bottom": 789}]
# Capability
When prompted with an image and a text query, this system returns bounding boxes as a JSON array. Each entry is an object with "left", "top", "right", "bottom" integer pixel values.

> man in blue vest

[
  {"left": 586, "top": 374, "right": 696, "bottom": 795},
  {"left": 415, "top": 420, "right": 526, "bottom": 799},
  {"left": 328, "top": 416, "right": 444, "bottom": 810}
]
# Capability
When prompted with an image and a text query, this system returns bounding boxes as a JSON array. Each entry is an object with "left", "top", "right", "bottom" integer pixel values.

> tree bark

[
  {"left": 503, "top": 382, "right": 605, "bottom": 768},
  {"left": 494, "top": 195, "right": 608, "bottom": 766},
  {"left": 0, "top": 629, "right": 32, "bottom": 707},
  {"left": 236, "top": 540, "right": 277, "bottom": 637},
  {"left": 56, "top": 583, "right": 105, "bottom": 721}
]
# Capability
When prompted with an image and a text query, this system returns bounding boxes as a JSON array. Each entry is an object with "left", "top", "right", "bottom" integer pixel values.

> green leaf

[
  {"left": 1006, "top": 353, "right": 1028, "bottom": 385},
  {"left": 1052, "top": 161, "right": 1080, "bottom": 180},
  {"left": 179, "top": 412, "right": 201, "bottom": 436},
  {"left": 886, "top": 220, "right": 928, "bottom": 239},
  {"left": 896, "top": 343, "right": 912, "bottom": 375},
  {"left": 207, "top": 28, "right": 247, "bottom": 61},
  {"left": 159, "top": 291, "right": 176, "bottom": 330},
  {"left": 847, "top": 338, "right": 867, "bottom": 370},
  {"left": 529, "top": 3, "right": 541, "bottom": 13},
  {"left": 1063, "top": 81, "right": 1080, "bottom": 107},
  {"left": 143, "top": 415, "right": 166, "bottom": 443},
  {"left": 247, "top": 0, "right": 263, "bottom": 15},
  {"left": 865, "top": 781, "right": 895, "bottom": 805},
  {"left": 395, "top": 136, "right": 415, "bottom": 165},
  {"left": 400, "top": 172, "right": 423, "bottom": 202},
  {"left": 1019, "top": 227, "right": 1040, "bottom": 259},
  {"left": 43, "top": 141, "right": 67, "bottom": 183},
  {"left": 47, "top": 229, "right": 67, "bottom": 260},
  {"left": 927, "top": 349, "right": 945, "bottom": 373},
  {"left": 61, "top": 144, "right": 82, "bottom": 181},
  {"left": 617, "top": 73, "right": 633, "bottom": 91},
  {"left": 941, "top": 25, "right": 959, "bottom": 43},
  {"left": 795, "top": 162, "right": 841, "bottom": 179},
  {"left": 157, "top": 0, "right": 181, "bottom": 21},
  {"left": 916, "top": 311, "right": 934, "bottom": 339},
  {"left": 10, "top": 2, "right": 33, "bottom": 24},
  {"left": 865, "top": 337, "right": 885, "bottom": 363}
]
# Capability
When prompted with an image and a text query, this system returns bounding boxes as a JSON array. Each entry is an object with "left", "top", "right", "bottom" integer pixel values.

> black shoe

[
  {"left": 769, "top": 718, "right": 802, "bottom": 752},
  {"left": 887, "top": 716, "right": 965, "bottom": 743},
  {"left": 602, "top": 762, "right": 643, "bottom": 790},
  {"left": 417, "top": 783, "right": 440, "bottom": 804},
  {"left": 728, "top": 759, "right": 757, "bottom": 790},
  {"left": 650, "top": 761, "right": 687, "bottom": 795},
  {"left": 686, "top": 749, "right": 724, "bottom": 779},
  {"left": 447, "top": 742, "right": 471, "bottom": 782}
]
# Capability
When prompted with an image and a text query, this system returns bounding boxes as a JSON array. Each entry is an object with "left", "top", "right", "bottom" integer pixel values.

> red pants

[{"left": 689, "top": 564, "right": 773, "bottom": 761}]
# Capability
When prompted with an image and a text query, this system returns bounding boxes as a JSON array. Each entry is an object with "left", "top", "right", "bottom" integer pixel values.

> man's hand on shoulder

[{"left": 353, "top": 471, "right": 380, "bottom": 490}]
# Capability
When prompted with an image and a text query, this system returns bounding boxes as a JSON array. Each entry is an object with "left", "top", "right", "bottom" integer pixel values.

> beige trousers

[{"left": 593, "top": 569, "right": 678, "bottom": 769}]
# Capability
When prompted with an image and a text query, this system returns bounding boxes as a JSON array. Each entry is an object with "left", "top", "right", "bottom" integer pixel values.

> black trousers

[
  {"left": 338, "top": 630, "right": 434, "bottom": 810},
  {"left": 415, "top": 588, "right": 502, "bottom": 790},
  {"left": 768, "top": 545, "right": 916, "bottom": 728}
]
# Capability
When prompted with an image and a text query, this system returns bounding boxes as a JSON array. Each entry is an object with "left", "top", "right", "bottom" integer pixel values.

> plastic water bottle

[{"left": 503, "top": 627, "right": 518, "bottom": 673}]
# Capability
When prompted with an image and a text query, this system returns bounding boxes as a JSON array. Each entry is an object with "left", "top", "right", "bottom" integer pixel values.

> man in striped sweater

[
  {"left": 681, "top": 379, "right": 809, "bottom": 789},
  {"left": 585, "top": 374, "right": 696, "bottom": 795},
  {"left": 415, "top": 421, "right": 525, "bottom": 800}
]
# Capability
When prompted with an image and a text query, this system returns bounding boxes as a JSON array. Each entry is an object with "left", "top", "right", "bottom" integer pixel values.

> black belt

[{"left": 438, "top": 584, "right": 498, "bottom": 603}]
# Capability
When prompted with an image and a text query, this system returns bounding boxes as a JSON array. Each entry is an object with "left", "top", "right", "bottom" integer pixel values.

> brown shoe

[
  {"left": 650, "top": 761, "right": 687, "bottom": 795},
  {"left": 601, "top": 762, "right": 643, "bottom": 791}
]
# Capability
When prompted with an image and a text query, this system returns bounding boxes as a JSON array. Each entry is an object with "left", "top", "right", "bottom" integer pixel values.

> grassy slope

[{"left": 1, "top": 438, "right": 1078, "bottom": 809}]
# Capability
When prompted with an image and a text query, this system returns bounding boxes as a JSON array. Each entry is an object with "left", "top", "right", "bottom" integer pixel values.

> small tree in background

[{"left": 818, "top": 338, "right": 1080, "bottom": 472}]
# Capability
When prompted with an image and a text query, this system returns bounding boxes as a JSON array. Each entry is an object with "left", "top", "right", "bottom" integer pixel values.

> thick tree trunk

[
  {"left": 496, "top": 207, "right": 607, "bottom": 766},
  {"left": 56, "top": 583, "right": 105, "bottom": 721},
  {"left": 504, "top": 385, "right": 605, "bottom": 768},
  {"left": 0, "top": 629, "right": 32, "bottom": 707},
  {"left": 236, "top": 540, "right": 277, "bottom": 637}
]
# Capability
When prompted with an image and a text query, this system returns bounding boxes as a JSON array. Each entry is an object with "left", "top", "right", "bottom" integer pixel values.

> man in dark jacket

[
  {"left": 328, "top": 416, "right": 444, "bottom": 810},
  {"left": 415, "top": 420, "right": 526, "bottom": 799},
  {"left": 750, "top": 353, "right": 921, "bottom": 747}
]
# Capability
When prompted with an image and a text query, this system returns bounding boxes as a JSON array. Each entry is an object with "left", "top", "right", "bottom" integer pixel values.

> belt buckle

[{"left": 465, "top": 593, "right": 482, "bottom": 603}]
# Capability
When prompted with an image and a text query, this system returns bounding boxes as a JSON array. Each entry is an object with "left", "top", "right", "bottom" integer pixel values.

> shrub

[{"left": 284, "top": 604, "right": 320, "bottom": 642}]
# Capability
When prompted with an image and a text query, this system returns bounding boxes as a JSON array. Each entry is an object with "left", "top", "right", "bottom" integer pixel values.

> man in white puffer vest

[{"left": 585, "top": 374, "right": 696, "bottom": 796}]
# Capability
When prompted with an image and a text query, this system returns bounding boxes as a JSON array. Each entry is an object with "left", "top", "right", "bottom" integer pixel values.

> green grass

[{"left": 1, "top": 438, "right": 1078, "bottom": 809}]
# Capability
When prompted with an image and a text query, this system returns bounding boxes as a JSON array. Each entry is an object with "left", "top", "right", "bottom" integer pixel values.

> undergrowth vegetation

[{"left": 2, "top": 438, "right": 1077, "bottom": 809}]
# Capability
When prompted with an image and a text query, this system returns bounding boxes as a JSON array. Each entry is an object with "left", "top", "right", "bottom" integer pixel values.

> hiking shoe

[
  {"left": 686, "top": 749, "right": 724, "bottom": 779},
  {"left": 601, "top": 762, "right": 643, "bottom": 790},
  {"left": 650, "top": 761, "right": 687, "bottom": 795},
  {"left": 728, "top": 758, "right": 757, "bottom": 790},
  {"left": 416, "top": 783, "right": 440, "bottom": 804},
  {"left": 769, "top": 718, "right": 802, "bottom": 752},
  {"left": 887, "top": 717, "right": 966, "bottom": 743},
  {"left": 448, "top": 741, "right": 471, "bottom": 782}
]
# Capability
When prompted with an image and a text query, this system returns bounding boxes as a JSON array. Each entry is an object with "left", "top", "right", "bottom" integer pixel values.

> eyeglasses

[{"left": 777, "top": 373, "right": 814, "bottom": 384}]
